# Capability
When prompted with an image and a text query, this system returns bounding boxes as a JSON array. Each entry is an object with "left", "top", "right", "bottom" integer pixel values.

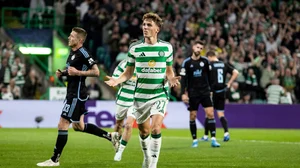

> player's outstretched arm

[
  {"left": 166, "top": 66, "right": 181, "bottom": 87},
  {"left": 68, "top": 64, "right": 100, "bottom": 77},
  {"left": 105, "top": 66, "right": 135, "bottom": 87}
]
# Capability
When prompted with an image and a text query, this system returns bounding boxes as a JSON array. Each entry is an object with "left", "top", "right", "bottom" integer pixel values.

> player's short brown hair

[
  {"left": 194, "top": 40, "right": 205, "bottom": 46},
  {"left": 72, "top": 27, "right": 87, "bottom": 42},
  {"left": 206, "top": 50, "right": 216, "bottom": 57},
  {"left": 142, "top": 12, "right": 163, "bottom": 29}
]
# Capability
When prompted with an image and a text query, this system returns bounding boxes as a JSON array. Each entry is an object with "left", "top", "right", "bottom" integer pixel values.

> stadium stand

[{"left": 0, "top": 0, "right": 299, "bottom": 103}]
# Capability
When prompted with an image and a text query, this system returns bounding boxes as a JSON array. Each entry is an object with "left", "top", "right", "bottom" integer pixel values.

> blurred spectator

[
  {"left": 64, "top": 0, "right": 77, "bottom": 34},
  {"left": 260, "top": 64, "right": 275, "bottom": 89},
  {"left": 22, "top": 69, "right": 41, "bottom": 99},
  {"left": 11, "top": 57, "right": 26, "bottom": 87},
  {"left": 7, "top": 79, "right": 21, "bottom": 99},
  {"left": 0, "top": 58, "right": 11, "bottom": 86},
  {"left": 266, "top": 78, "right": 285, "bottom": 104},
  {"left": 78, "top": 0, "right": 91, "bottom": 22},
  {"left": 87, "top": 78, "right": 102, "bottom": 100},
  {"left": 29, "top": 0, "right": 46, "bottom": 20},
  {"left": 294, "top": 72, "right": 300, "bottom": 103},
  {"left": 242, "top": 92, "right": 252, "bottom": 104},
  {"left": 115, "top": 41, "right": 129, "bottom": 63},
  {"left": 54, "top": 0, "right": 68, "bottom": 27},
  {"left": 280, "top": 90, "right": 293, "bottom": 104},
  {"left": 0, "top": 85, "right": 13, "bottom": 100},
  {"left": 226, "top": 82, "right": 242, "bottom": 103}
]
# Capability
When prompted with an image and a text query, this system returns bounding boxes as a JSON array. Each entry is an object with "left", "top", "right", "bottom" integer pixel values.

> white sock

[
  {"left": 139, "top": 135, "right": 151, "bottom": 160},
  {"left": 203, "top": 135, "right": 208, "bottom": 139},
  {"left": 211, "top": 137, "right": 216, "bottom": 141},
  {"left": 117, "top": 142, "right": 126, "bottom": 153},
  {"left": 150, "top": 134, "right": 162, "bottom": 168},
  {"left": 224, "top": 132, "right": 229, "bottom": 136}
]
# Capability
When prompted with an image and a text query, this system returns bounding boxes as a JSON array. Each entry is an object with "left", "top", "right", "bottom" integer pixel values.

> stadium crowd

[
  {"left": 1, "top": 0, "right": 300, "bottom": 104},
  {"left": 0, "top": 40, "right": 43, "bottom": 100}
]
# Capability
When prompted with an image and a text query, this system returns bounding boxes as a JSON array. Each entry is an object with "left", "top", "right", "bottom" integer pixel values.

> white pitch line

[{"left": 161, "top": 136, "right": 300, "bottom": 145}]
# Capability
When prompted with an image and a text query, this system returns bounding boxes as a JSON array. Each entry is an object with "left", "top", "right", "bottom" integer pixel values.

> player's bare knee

[
  {"left": 190, "top": 112, "right": 197, "bottom": 120},
  {"left": 124, "top": 122, "right": 133, "bottom": 132},
  {"left": 205, "top": 107, "right": 215, "bottom": 119},
  {"left": 139, "top": 127, "right": 150, "bottom": 137},
  {"left": 151, "top": 125, "right": 161, "bottom": 135},
  {"left": 217, "top": 112, "right": 224, "bottom": 118},
  {"left": 58, "top": 118, "right": 70, "bottom": 130}
]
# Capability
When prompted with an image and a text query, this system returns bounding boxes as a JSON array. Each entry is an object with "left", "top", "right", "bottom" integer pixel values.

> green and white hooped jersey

[
  {"left": 127, "top": 39, "right": 173, "bottom": 103},
  {"left": 113, "top": 59, "right": 136, "bottom": 107}
]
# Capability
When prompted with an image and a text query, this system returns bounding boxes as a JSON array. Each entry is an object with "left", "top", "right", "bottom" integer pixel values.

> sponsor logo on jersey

[
  {"left": 193, "top": 69, "right": 202, "bottom": 77},
  {"left": 71, "top": 55, "right": 75, "bottom": 60},
  {"left": 148, "top": 60, "right": 156, "bottom": 67},
  {"left": 141, "top": 67, "right": 163, "bottom": 73}
]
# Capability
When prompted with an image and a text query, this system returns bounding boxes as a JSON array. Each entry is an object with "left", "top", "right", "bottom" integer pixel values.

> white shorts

[
  {"left": 115, "top": 105, "right": 136, "bottom": 120},
  {"left": 134, "top": 98, "right": 168, "bottom": 124}
]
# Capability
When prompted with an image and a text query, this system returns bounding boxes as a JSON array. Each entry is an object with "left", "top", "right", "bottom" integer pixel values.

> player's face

[
  {"left": 192, "top": 44, "right": 203, "bottom": 57},
  {"left": 207, "top": 56, "right": 212, "bottom": 62},
  {"left": 142, "top": 19, "right": 159, "bottom": 38},
  {"left": 68, "top": 31, "right": 80, "bottom": 48}
]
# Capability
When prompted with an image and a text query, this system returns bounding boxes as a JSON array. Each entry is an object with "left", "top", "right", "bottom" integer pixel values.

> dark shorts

[
  {"left": 212, "top": 91, "right": 225, "bottom": 111},
  {"left": 188, "top": 95, "right": 213, "bottom": 111},
  {"left": 61, "top": 97, "right": 88, "bottom": 122}
]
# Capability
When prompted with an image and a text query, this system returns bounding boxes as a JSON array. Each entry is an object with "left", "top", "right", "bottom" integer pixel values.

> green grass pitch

[{"left": 0, "top": 128, "right": 300, "bottom": 168}]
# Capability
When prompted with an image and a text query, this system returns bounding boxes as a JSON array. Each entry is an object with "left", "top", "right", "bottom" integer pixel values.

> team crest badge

[
  {"left": 158, "top": 50, "right": 165, "bottom": 57},
  {"left": 200, "top": 62, "right": 204, "bottom": 67},
  {"left": 71, "top": 55, "right": 75, "bottom": 60}
]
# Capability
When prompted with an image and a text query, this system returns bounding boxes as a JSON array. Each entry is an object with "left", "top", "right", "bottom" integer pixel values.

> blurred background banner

[
  {"left": 49, "top": 87, "right": 66, "bottom": 100},
  {"left": 197, "top": 104, "right": 300, "bottom": 129},
  {"left": 0, "top": 100, "right": 300, "bottom": 128}
]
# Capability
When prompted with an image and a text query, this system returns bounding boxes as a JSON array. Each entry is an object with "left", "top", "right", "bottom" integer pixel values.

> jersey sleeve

[
  {"left": 226, "top": 63, "right": 235, "bottom": 75},
  {"left": 79, "top": 48, "right": 96, "bottom": 69},
  {"left": 112, "top": 60, "right": 126, "bottom": 79},
  {"left": 166, "top": 45, "right": 173, "bottom": 66},
  {"left": 126, "top": 47, "right": 135, "bottom": 67}
]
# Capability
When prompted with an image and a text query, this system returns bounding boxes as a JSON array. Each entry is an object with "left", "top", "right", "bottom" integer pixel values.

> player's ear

[{"left": 156, "top": 27, "right": 160, "bottom": 33}]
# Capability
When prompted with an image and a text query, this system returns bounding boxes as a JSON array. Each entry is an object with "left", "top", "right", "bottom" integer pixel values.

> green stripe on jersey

[
  {"left": 137, "top": 78, "right": 164, "bottom": 84},
  {"left": 117, "top": 96, "right": 134, "bottom": 102},
  {"left": 135, "top": 88, "right": 164, "bottom": 94},
  {"left": 117, "top": 66, "right": 124, "bottom": 72},
  {"left": 128, "top": 53, "right": 134, "bottom": 58},
  {"left": 166, "top": 61, "right": 173, "bottom": 66},
  {"left": 127, "top": 62, "right": 134, "bottom": 66},
  {"left": 112, "top": 74, "right": 119, "bottom": 78},
  {"left": 135, "top": 94, "right": 167, "bottom": 102},
  {"left": 136, "top": 57, "right": 167, "bottom": 62},
  {"left": 134, "top": 46, "right": 169, "bottom": 52},
  {"left": 120, "top": 88, "right": 135, "bottom": 94}
]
